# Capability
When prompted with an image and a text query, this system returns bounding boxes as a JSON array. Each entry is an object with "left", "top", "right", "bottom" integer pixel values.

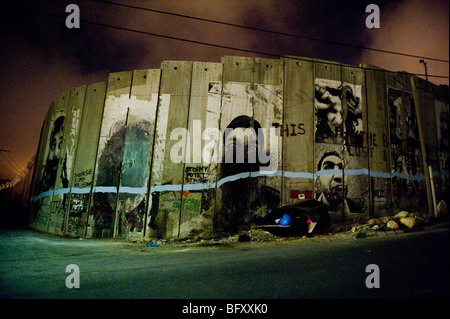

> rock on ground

[
  {"left": 400, "top": 217, "right": 418, "bottom": 229},
  {"left": 387, "top": 220, "right": 399, "bottom": 230},
  {"left": 437, "top": 200, "right": 448, "bottom": 218},
  {"left": 395, "top": 211, "right": 410, "bottom": 218}
]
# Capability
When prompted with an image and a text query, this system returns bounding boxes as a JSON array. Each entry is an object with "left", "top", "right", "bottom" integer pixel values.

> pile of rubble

[
  {"left": 357, "top": 211, "right": 428, "bottom": 232},
  {"left": 137, "top": 201, "right": 448, "bottom": 247},
  {"left": 352, "top": 200, "right": 448, "bottom": 235}
]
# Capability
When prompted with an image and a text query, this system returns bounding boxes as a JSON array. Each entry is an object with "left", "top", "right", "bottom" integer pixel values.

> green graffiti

[{"left": 172, "top": 198, "right": 201, "bottom": 212}]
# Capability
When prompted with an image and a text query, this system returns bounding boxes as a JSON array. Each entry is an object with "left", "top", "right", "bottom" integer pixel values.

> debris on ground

[{"left": 130, "top": 208, "right": 448, "bottom": 249}]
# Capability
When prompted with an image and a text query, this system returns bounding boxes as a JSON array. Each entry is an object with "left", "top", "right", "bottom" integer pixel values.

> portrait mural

[
  {"left": 314, "top": 79, "right": 366, "bottom": 220},
  {"left": 90, "top": 118, "right": 155, "bottom": 238},
  {"left": 40, "top": 116, "right": 67, "bottom": 192},
  {"left": 388, "top": 87, "right": 426, "bottom": 211},
  {"left": 215, "top": 83, "right": 282, "bottom": 232},
  {"left": 314, "top": 79, "right": 363, "bottom": 146},
  {"left": 314, "top": 144, "right": 364, "bottom": 220},
  {"left": 435, "top": 99, "right": 449, "bottom": 198}
]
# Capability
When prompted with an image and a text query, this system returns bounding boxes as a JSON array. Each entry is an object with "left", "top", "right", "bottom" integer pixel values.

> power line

[
  {"left": 91, "top": 0, "right": 450, "bottom": 64},
  {"left": 11, "top": 6, "right": 450, "bottom": 79}
]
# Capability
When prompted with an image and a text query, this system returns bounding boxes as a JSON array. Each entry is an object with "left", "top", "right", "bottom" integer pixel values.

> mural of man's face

[
  {"left": 318, "top": 154, "right": 345, "bottom": 205},
  {"left": 41, "top": 117, "right": 64, "bottom": 191},
  {"left": 326, "top": 97, "right": 343, "bottom": 135},
  {"left": 396, "top": 155, "right": 407, "bottom": 175},
  {"left": 48, "top": 130, "right": 63, "bottom": 162}
]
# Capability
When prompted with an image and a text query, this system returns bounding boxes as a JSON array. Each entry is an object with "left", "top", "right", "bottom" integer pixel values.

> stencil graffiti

[
  {"left": 272, "top": 122, "right": 306, "bottom": 137},
  {"left": 185, "top": 166, "right": 208, "bottom": 183}
]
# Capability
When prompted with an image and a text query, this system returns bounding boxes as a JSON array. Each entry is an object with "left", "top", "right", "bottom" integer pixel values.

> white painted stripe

[
  {"left": 119, "top": 186, "right": 148, "bottom": 194},
  {"left": 53, "top": 188, "right": 71, "bottom": 195},
  {"left": 315, "top": 169, "right": 342, "bottom": 177},
  {"left": 370, "top": 171, "right": 391, "bottom": 178},
  {"left": 93, "top": 186, "right": 117, "bottom": 193},
  {"left": 32, "top": 167, "right": 435, "bottom": 201},
  {"left": 71, "top": 187, "right": 92, "bottom": 194},
  {"left": 283, "top": 171, "right": 314, "bottom": 179},
  {"left": 344, "top": 168, "right": 369, "bottom": 176}
]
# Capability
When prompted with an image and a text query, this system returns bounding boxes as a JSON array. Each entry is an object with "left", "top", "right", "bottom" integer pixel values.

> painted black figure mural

[
  {"left": 218, "top": 115, "right": 280, "bottom": 232},
  {"left": 40, "top": 116, "right": 66, "bottom": 192}
]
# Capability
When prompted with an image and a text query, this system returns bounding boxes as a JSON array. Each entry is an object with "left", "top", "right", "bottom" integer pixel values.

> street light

[{"left": 419, "top": 59, "right": 428, "bottom": 82}]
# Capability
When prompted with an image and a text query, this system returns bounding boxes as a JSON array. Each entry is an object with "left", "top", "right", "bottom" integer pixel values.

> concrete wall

[{"left": 29, "top": 56, "right": 450, "bottom": 239}]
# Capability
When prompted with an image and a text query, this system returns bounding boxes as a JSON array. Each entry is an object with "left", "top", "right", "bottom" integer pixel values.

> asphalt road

[{"left": 0, "top": 227, "right": 448, "bottom": 300}]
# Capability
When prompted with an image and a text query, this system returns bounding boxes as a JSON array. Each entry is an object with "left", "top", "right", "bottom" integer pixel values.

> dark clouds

[
  {"left": 361, "top": 0, "right": 449, "bottom": 85},
  {"left": 0, "top": 0, "right": 405, "bottom": 75},
  {"left": 0, "top": 0, "right": 448, "bottom": 181},
  {"left": 1, "top": 0, "right": 150, "bottom": 74}
]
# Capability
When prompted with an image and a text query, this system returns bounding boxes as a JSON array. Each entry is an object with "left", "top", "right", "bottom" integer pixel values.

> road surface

[{"left": 0, "top": 227, "right": 448, "bottom": 300}]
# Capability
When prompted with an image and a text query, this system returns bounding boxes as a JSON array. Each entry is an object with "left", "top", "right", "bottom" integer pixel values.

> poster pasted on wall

[
  {"left": 314, "top": 78, "right": 368, "bottom": 221},
  {"left": 388, "top": 87, "right": 426, "bottom": 212}
]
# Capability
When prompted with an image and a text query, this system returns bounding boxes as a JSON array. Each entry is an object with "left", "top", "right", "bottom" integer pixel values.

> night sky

[{"left": 0, "top": 0, "right": 448, "bottom": 182}]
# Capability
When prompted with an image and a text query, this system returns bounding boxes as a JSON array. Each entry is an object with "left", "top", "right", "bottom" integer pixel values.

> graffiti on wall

[
  {"left": 314, "top": 145, "right": 363, "bottom": 216},
  {"left": 29, "top": 60, "right": 449, "bottom": 239},
  {"left": 216, "top": 83, "right": 282, "bottom": 232},
  {"left": 117, "top": 118, "right": 154, "bottom": 236},
  {"left": 40, "top": 116, "right": 67, "bottom": 192},
  {"left": 388, "top": 87, "right": 426, "bottom": 211},
  {"left": 435, "top": 100, "right": 449, "bottom": 197},
  {"left": 314, "top": 79, "right": 366, "bottom": 219},
  {"left": 185, "top": 166, "right": 208, "bottom": 184}
]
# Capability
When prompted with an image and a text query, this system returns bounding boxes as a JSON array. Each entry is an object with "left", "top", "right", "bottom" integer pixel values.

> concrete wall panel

[
  {"left": 150, "top": 61, "right": 193, "bottom": 239},
  {"left": 49, "top": 85, "right": 87, "bottom": 235},
  {"left": 28, "top": 105, "right": 53, "bottom": 226},
  {"left": 386, "top": 72, "right": 409, "bottom": 212},
  {"left": 68, "top": 82, "right": 106, "bottom": 237},
  {"left": 35, "top": 90, "right": 70, "bottom": 232},
  {"left": 342, "top": 65, "right": 369, "bottom": 221},
  {"left": 404, "top": 74, "right": 427, "bottom": 213},
  {"left": 364, "top": 66, "right": 392, "bottom": 217},
  {"left": 251, "top": 58, "right": 283, "bottom": 222},
  {"left": 434, "top": 98, "right": 449, "bottom": 198},
  {"left": 215, "top": 56, "right": 255, "bottom": 232},
  {"left": 282, "top": 57, "right": 314, "bottom": 206},
  {"left": 89, "top": 71, "right": 133, "bottom": 238},
  {"left": 179, "top": 62, "right": 222, "bottom": 238},
  {"left": 116, "top": 69, "right": 161, "bottom": 240},
  {"left": 313, "top": 60, "right": 345, "bottom": 221}
]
